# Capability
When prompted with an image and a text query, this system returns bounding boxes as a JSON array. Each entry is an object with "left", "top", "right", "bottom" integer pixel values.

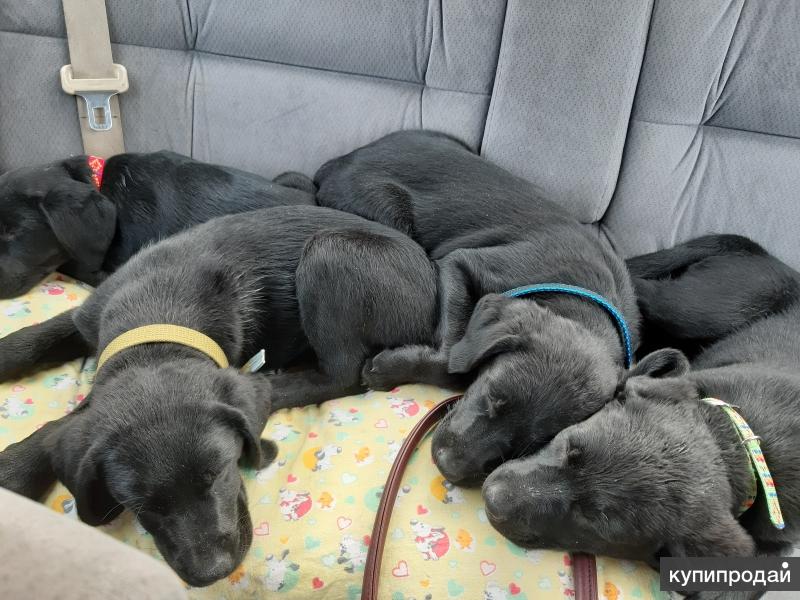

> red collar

[{"left": 87, "top": 155, "right": 106, "bottom": 189}]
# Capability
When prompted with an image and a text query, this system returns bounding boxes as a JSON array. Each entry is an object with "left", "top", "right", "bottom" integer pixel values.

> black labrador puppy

[
  {"left": 0, "top": 205, "right": 436, "bottom": 586},
  {"left": 483, "top": 236, "right": 800, "bottom": 596},
  {"left": 0, "top": 150, "right": 314, "bottom": 297},
  {"left": 315, "top": 130, "right": 640, "bottom": 485}
]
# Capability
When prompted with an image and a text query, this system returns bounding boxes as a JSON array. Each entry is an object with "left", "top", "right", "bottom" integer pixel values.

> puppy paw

[{"left": 361, "top": 351, "right": 407, "bottom": 390}]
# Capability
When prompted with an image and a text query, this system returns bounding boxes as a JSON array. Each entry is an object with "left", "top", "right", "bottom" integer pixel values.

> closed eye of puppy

[
  {"left": 482, "top": 238, "right": 800, "bottom": 576},
  {"left": 315, "top": 130, "right": 640, "bottom": 486},
  {"left": 0, "top": 204, "right": 436, "bottom": 585},
  {"left": 482, "top": 349, "right": 765, "bottom": 564},
  {"left": 0, "top": 359, "right": 275, "bottom": 587},
  {"left": 431, "top": 294, "right": 620, "bottom": 486},
  {"left": 0, "top": 151, "right": 314, "bottom": 297}
]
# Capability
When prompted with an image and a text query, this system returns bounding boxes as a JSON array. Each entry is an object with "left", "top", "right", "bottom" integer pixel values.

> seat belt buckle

[{"left": 60, "top": 63, "right": 129, "bottom": 132}]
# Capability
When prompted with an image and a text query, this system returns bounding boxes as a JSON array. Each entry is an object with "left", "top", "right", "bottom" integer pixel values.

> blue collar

[{"left": 501, "top": 283, "right": 633, "bottom": 368}]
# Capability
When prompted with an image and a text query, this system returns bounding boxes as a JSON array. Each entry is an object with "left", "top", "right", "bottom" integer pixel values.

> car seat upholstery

[{"left": 1, "top": 0, "right": 799, "bottom": 596}]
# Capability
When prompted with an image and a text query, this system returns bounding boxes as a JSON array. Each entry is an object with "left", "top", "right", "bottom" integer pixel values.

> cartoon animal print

[
  {"left": 317, "top": 491, "right": 336, "bottom": 510},
  {"left": 384, "top": 440, "right": 402, "bottom": 463},
  {"left": 4, "top": 301, "right": 31, "bottom": 317},
  {"left": 264, "top": 549, "right": 300, "bottom": 592},
  {"left": 40, "top": 282, "right": 65, "bottom": 295},
  {"left": 430, "top": 475, "right": 465, "bottom": 504},
  {"left": 328, "top": 407, "right": 362, "bottom": 426},
  {"left": 602, "top": 582, "right": 622, "bottom": 600},
  {"left": 65, "top": 394, "right": 85, "bottom": 414},
  {"left": 271, "top": 422, "right": 300, "bottom": 442},
  {"left": 227, "top": 565, "right": 249, "bottom": 589},
  {"left": 558, "top": 570, "right": 575, "bottom": 597},
  {"left": 354, "top": 446, "right": 373, "bottom": 465},
  {"left": 43, "top": 374, "right": 79, "bottom": 390},
  {"left": 484, "top": 582, "right": 509, "bottom": 600},
  {"left": 484, "top": 581, "right": 528, "bottom": 600},
  {"left": 410, "top": 519, "right": 450, "bottom": 561},
  {"left": 389, "top": 397, "right": 420, "bottom": 418},
  {"left": 278, "top": 488, "right": 312, "bottom": 521},
  {"left": 455, "top": 528, "right": 475, "bottom": 551},
  {"left": 337, "top": 534, "right": 369, "bottom": 573},
  {"left": 0, "top": 397, "right": 32, "bottom": 419},
  {"left": 49, "top": 494, "right": 77, "bottom": 519},
  {"left": 302, "top": 444, "right": 342, "bottom": 471},
  {"left": 256, "top": 458, "right": 287, "bottom": 483}
]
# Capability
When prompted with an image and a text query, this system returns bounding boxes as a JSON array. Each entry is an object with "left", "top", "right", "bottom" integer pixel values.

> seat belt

[{"left": 59, "top": 0, "right": 128, "bottom": 158}]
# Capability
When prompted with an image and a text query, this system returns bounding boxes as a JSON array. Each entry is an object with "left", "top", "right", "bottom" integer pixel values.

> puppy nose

[
  {"left": 433, "top": 447, "right": 465, "bottom": 479},
  {"left": 184, "top": 553, "right": 237, "bottom": 587},
  {"left": 482, "top": 479, "right": 513, "bottom": 523}
]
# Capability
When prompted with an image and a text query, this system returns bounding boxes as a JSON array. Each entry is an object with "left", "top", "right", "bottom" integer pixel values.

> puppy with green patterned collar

[{"left": 483, "top": 236, "right": 800, "bottom": 586}]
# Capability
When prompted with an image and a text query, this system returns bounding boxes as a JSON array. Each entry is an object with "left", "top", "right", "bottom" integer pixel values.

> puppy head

[
  {"left": 482, "top": 349, "right": 756, "bottom": 561},
  {"left": 10, "top": 363, "right": 275, "bottom": 587},
  {"left": 0, "top": 157, "right": 116, "bottom": 297},
  {"left": 432, "top": 294, "right": 620, "bottom": 486}
]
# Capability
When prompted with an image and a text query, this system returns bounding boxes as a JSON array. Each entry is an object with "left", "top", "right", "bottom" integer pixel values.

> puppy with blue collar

[{"left": 483, "top": 236, "right": 800, "bottom": 596}]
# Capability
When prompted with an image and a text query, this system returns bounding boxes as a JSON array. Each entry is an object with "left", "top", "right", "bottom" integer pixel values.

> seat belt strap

[{"left": 60, "top": 0, "right": 128, "bottom": 158}]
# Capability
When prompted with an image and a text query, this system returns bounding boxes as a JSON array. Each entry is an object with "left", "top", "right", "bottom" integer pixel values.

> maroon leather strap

[
  {"left": 360, "top": 393, "right": 599, "bottom": 600},
  {"left": 362, "top": 395, "right": 461, "bottom": 600},
  {"left": 573, "top": 552, "right": 599, "bottom": 600}
]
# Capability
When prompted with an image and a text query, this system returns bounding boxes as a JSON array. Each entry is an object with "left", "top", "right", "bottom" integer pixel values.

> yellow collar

[{"left": 96, "top": 324, "right": 229, "bottom": 371}]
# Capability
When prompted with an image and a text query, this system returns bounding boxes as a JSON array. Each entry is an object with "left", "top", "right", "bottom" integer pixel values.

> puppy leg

[
  {"left": 364, "top": 249, "right": 476, "bottom": 389},
  {"left": 626, "top": 234, "right": 767, "bottom": 280},
  {"left": 0, "top": 309, "right": 92, "bottom": 381},
  {"left": 0, "top": 417, "right": 68, "bottom": 499},
  {"left": 272, "top": 227, "right": 438, "bottom": 407},
  {"left": 268, "top": 367, "right": 364, "bottom": 411}
]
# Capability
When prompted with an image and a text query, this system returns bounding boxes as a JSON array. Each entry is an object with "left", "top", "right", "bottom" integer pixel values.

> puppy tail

[{"left": 0, "top": 308, "right": 92, "bottom": 382}]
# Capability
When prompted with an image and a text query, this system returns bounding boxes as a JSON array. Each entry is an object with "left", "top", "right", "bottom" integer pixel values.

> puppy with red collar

[{"left": 0, "top": 151, "right": 314, "bottom": 297}]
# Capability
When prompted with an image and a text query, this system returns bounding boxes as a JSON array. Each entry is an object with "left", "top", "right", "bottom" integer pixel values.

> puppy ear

[
  {"left": 216, "top": 372, "right": 275, "bottom": 470},
  {"left": 38, "top": 179, "right": 117, "bottom": 274},
  {"left": 448, "top": 295, "right": 524, "bottom": 374},
  {"left": 629, "top": 348, "right": 690, "bottom": 379},
  {"left": 666, "top": 511, "right": 756, "bottom": 558}
]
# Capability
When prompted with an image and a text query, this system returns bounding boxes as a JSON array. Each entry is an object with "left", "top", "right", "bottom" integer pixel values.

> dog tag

[{"left": 241, "top": 349, "right": 266, "bottom": 374}]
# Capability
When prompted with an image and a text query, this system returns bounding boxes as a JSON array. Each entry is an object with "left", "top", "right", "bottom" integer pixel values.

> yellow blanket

[{"left": 0, "top": 274, "right": 664, "bottom": 599}]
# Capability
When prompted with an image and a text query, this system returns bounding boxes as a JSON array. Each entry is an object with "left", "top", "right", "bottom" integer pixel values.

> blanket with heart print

[{"left": 0, "top": 273, "right": 666, "bottom": 599}]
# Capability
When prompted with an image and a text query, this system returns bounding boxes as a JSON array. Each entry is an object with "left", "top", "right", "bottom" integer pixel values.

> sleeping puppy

[
  {"left": 315, "top": 130, "right": 640, "bottom": 485},
  {"left": 0, "top": 205, "right": 436, "bottom": 585},
  {"left": 483, "top": 237, "right": 800, "bottom": 587},
  {"left": 0, "top": 151, "right": 314, "bottom": 297}
]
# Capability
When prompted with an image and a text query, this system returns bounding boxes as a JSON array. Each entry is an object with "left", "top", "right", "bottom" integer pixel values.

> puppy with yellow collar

[{"left": 0, "top": 204, "right": 436, "bottom": 586}]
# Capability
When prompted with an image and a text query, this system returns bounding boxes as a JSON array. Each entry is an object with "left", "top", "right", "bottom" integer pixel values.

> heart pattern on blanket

[
  {"left": 254, "top": 522, "right": 270, "bottom": 536},
  {"left": 0, "top": 273, "right": 662, "bottom": 600},
  {"left": 392, "top": 560, "right": 410, "bottom": 578}
]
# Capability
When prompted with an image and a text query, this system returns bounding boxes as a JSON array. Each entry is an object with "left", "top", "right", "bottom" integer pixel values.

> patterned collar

[
  {"left": 87, "top": 155, "right": 106, "bottom": 189},
  {"left": 702, "top": 397, "right": 784, "bottom": 529}
]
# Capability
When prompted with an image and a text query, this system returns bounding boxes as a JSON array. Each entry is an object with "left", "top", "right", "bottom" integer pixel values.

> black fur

[
  {"left": 627, "top": 234, "right": 798, "bottom": 358},
  {"left": 0, "top": 205, "right": 436, "bottom": 585},
  {"left": 484, "top": 235, "right": 800, "bottom": 599},
  {"left": 315, "top": 130, "right": 640, "bottom": 485},
  {"left": 0, "top": 151, "right": 314, "bottom": 297}
]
